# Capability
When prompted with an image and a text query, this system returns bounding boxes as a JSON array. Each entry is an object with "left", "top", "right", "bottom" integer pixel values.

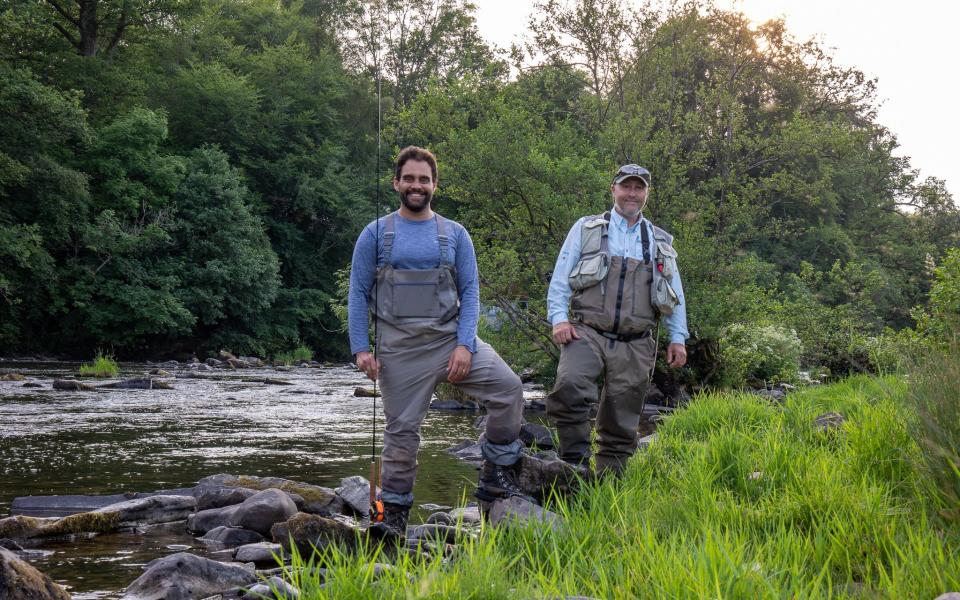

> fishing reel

[{"left": 370, "top": 497, "right": 385, "bottom": 523}]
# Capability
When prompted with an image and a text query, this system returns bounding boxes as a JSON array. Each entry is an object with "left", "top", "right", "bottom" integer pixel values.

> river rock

[
  {"left": 196, "top": 475, "right": 342, "bottom": 515},
  {"left": 97, "top": 378, "right": 154, "bottom": 390},
  {"left": 353, "top": 386, "right": 379, "bottom": 397},
  {"left": 239, "top": 356, "right": 264, "bottom": 367},
  {"left": 233, "top": 542, "right": 285, "bottom": 566},
  {"left": 205, "top": 358, "right": 223, "bottom": 368},
  {"left": 196, "top": 486, "right": 258, "bottom": 510},
  {"left": 407, "top": 523, "right": 464, "bottom": 545},
  {"left": 200, "top": 526, "right": 264, "bottom": 546},
  {"left": 52, "top": 379, "right": 95, "bottom": 391},
  {"left": 227, "top": 489, "right": 298, "bottom": 537},
  {"left": 22, "top": 382, "right": 43, "bottom": 388},
  {"left": 147, "top": 368, "right": 171, "bottom": 376},
  {"left": 187, "top": 505, "right": 241, "bottom": 535},
  {"left": 814, "top": 411, "right": 846, "bottom": 433},
  {"left": 271, "top": 513, "right": 358, "bottom": 556},
  {"left": 488, "top": 495, "right": 559, "bottom": 528},
  {"left": 120, "top": 552, "right": 256, "bottom": 600},
  {"left": 0, "top": 373, "right": 25, "bottom": 381},
  {"left": 94, "top": 495, "right": 197, "bottom": 526},
  {"left": 0, "top": 547, "right": 71, "bottom": 599},
  {"left": 445, "top": 439, "right": 483, "bottom": 463},
  {"left": 155, "top": 360, "right": 179, "bottom": 369},
  {"left": 335, "top": 476, "right": 374, "bottom": 516},
  {"left": 227, "top": 358, "right": 251, "bottom": 369},
  {"left": 425, "top": 512, "right": 453, "bottom": 525},
  {"left": 243, "top": 576, "right": 300, "bottom": 599},
  {"left": 519, "top": 421, "right": 554, "bottom": 450},
  {"left": 448, "top": 505, "right": 482, "bottom": 524}
]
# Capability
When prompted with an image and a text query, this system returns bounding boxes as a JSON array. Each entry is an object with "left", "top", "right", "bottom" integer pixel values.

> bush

[
  {"left": 79, "top": 351, "right": 119, "bottom": 377},
  {"left": 274, "top": 345, "right": 314, "bottom": 365},
  {"left": 717, "top": 323, "right": 802, "bottom": 387}
]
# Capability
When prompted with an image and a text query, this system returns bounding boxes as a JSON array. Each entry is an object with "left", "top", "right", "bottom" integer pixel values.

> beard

[
  {"left": 615, "top": 198, "right": 645, "bottom": 219},
  {"left": 400, "top": 189, "right": 432, "bottom": 213}
]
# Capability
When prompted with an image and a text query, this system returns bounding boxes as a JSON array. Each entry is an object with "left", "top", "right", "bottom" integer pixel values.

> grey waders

[{"left": 369, "top": 213, "right": 532, "bottom": 530}]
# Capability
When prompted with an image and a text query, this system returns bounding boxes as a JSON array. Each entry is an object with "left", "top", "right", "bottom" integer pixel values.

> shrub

[
  {"left": 79, "top": 351, "right": 119, "bottom": 377},
  {"left": 717, "top": 323, "right": 802, "bottom": 387},
  {"left": 274, "top": 344, "right": 314, "bottom": 365}
]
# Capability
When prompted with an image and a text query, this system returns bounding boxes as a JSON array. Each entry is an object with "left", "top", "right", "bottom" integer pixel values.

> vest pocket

[
  {"left": 568, "top": 253, "right": 610, "bottom": 291},
  {"left": 392, "top": 270, "right": 441, "bottom": 318}
]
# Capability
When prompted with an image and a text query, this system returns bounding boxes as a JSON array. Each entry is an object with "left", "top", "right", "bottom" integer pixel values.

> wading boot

[
  {"left": 368, "top": 502, "right": 409, "bottom": 543},
  {"left": 476, "top": 459, "right": 536, "bottom": 504}
]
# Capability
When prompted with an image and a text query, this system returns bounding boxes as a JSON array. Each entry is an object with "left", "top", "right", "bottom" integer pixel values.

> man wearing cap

[
  {"left": 349, "top": 145, "right": 532, "bottom": 540},
  {"left": 545, "top": 164, "right": 689, "bottom": 477}
]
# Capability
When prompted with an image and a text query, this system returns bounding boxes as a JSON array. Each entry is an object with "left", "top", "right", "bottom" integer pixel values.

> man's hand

[
  {"left": 355, "top": 351, "right": 381, "bottom": 381},
  {"left": 446, "top": 345, "right": 472, "bottom": 382},
  {"left": 666, "top": 343, "right": 687, "bottom": 368},
  {"left": 552, "top": 322, "right": 581, "bottom": 345}
]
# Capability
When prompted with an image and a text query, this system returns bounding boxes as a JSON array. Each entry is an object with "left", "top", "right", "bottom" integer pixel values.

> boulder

[
  {"left": 814, "top": 411, "right": 846, "bottom": 434},
  {"left": 93, "top": 495, "right": 196, "bottom": 526},
  {"left": 271, "top": 513, "right": 358, "bottom": 556},
  {"left": 242, "top": 576, "right": 300, "bottom": 599},
  {"left": 196, "top": 486, "right": 258, "bottom": 511},
  {"left": 0, "top": 373, "right": 25, "bottom": 381},
  {"left": 200, "top": 526, "right": 264, "bottom": 546},
  {"left": 448, "top": 505, "right": 482, "bottom": 524},
  {"left": 22, "top": 382, "right": 43, "bottom": 388},
  {"left": 196, "top": 475, "right": 342, "bottom": 516},
  {"left": 407, "top": 523, "right": 464, "bottom": 545},
  {"left": 227, "top": 358, "right": 251, "bottom": 369},
  {"left": 353, "top": 387, "right": 379, "bottom": 398},
  {"left": 11, "top": 489, "right": 196, "bottom": 518},
  {"left": 227, "top": 489, "right": 298, "bottom": 537},
  {"left": 120, "top": 552, "right": 256, "bottom": 600},
  {"left": 205, "top": 358, "right": 223, "bottom": 367},
  {"left": 187, "top": 505, "right": 241, "bottom": 535},
  {"left": 219, "top": 350, "right": 237, "bottom": 360},
  {"left": 519, "top": 421, "right": 554, "bottom": 450},
  {"left": 233, "top": 542, "right": 285, "bottom": 567},
  {"left": 445, "top": 439, "right": 483, "bottom": 464},
  {"left": 488, "top": 496, "right": 560, "bottom": 528},
  {"left": 239, "top": 356, "right": 264, "bottom": 367},
  {"left": 52, "top": 379, "right": 95, "bottom": 391},
  {"left": 147, "top": 369, "right": 171, "bottom": 376},
  {"left": 335, "top": 476, "right": 374, "bottom": 516},
  {"left": 425, "top": 512, "right": 453, "bottom": 526},
  {"left": 155, "top": 360, "right": 179, "bottom": 369},
  {"left": 0, "top": 547, "right": 71, "bottom": 599},
  {"left": 0, "top": 512, "right": 118, "bottom": 541}
]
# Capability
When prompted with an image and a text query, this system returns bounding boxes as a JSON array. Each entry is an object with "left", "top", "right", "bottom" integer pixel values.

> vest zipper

[{"left": 611, "top": 260, "right": 628, "bottom": 334}]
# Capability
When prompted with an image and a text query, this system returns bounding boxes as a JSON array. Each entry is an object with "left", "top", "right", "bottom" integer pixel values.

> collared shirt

[{"left": 547, "top": 208, "right": 689, "bottom": 344}]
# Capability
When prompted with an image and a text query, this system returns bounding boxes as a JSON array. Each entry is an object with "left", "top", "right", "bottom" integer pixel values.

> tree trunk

[{"left": 77, "top": 0, "right": 99, "bottom": 57}]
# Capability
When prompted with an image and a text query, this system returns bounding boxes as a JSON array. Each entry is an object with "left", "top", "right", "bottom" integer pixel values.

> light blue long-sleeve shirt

[
  {"left": 348, "top": 212, "right": 480, "bottom": 355},
  {"left": 547, "top": 209, "right": 690, "bottom": 344}
]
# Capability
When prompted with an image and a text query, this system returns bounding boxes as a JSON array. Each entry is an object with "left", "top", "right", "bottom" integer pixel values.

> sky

[{"left": 472, "top": 0, "right": 958, "bottom": 197}]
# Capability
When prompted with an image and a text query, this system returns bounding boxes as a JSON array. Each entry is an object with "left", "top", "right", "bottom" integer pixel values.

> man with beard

[
  {"left": 348, "top": 146, "right": 532, "bottom": 540},
  {"left": 546, "top": 164, "right": 689, "bottom": 478}
]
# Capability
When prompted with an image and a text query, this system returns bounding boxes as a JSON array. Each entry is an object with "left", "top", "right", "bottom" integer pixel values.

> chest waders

[{"left": 546, "top": 213, "right": 672, "bottom": 476}]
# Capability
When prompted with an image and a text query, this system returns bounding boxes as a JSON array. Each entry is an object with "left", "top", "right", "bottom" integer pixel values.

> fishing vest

[
  {"left": 568, "top": 212, "right": 680, "bottom": 335},
  {"left": 369, "top": 212, "right": 460, "bottom": 347}
]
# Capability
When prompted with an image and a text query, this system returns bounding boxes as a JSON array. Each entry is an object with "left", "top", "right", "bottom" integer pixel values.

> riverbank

[{"left": 282, "top": 376, "right": 960, "bottom": 598}]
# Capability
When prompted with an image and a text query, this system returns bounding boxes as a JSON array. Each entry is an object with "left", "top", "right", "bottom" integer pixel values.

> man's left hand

[
  {"left": 666, "top": 343, "right": 687, "bottom": 368},
  {"left": 447, "top": 345, "right": 473, "bottom": 382}
]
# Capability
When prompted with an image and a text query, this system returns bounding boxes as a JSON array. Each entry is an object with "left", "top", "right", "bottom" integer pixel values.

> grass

[
  {"left": 274, "top": 345, "right": 314, "bottom": 365},
  {"left": 78, "top": 351, "right": 119, "bottom": 377},
  {"left": 270, "top": 375, "right": 960, "bottom": 599}
]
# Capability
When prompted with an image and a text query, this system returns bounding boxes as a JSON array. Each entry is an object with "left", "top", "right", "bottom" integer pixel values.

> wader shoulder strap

[
  {"left": 435, "top": 214, "right": 450, "bottom": 266},
  {"left": 641, "top": 220, "right": 650, "bottom": 263},
  {"left": 382, "top": 212, "right": 396, "bottom": 266}
]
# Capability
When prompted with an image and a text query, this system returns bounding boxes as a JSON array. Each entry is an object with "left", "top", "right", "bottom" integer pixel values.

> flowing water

[{"left": 0, "top": 360, "right": 541, "bottom": 598}]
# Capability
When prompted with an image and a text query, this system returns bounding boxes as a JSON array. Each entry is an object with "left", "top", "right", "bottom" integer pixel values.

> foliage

[
  {"left": 78, "top": 351, "right": 119, "bottom": 377},
  {"left": 903, "top": 341, "right": 960, "bottom": 522},
  {"left": 274, "top": 345, "right": 314, "bottom": 366},
  {"left": 280, "top": 376, "right": 960, "bottom": 598},
  {"left": 717, "top": 322, "right": 802, "bottom": 386}
]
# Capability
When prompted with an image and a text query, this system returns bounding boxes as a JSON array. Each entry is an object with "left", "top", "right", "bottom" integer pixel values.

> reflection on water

[{"left": 0, "top": 361, "right": 511, "bottom": 598}]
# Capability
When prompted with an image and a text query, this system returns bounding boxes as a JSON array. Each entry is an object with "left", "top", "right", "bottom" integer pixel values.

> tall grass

[
  {"left": 274, "top": 345, "right": 314, "bottom": 365},
  {"left": 274, "top": 376, "right": 960, "bottom": 598},
  {"left": 78, "top": 351, "right": 119, "bottom": 377}
]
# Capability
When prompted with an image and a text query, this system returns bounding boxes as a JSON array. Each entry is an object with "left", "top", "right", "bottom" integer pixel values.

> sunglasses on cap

[{"left": 613, "top": 164, "right": 651, "bottom": 186}]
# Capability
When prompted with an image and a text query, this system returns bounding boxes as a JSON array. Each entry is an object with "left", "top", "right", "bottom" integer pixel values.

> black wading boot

[
  {"left": 476, "top": 459, "right": 536, "bottom": 504},
  {"left": 368, "top": 502, "right": 409, "bottom": 542}
]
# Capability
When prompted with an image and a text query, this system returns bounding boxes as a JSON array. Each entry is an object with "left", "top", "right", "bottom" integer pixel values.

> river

[{"left": 0, "top": 360, "right": 543, "bottom": 598}]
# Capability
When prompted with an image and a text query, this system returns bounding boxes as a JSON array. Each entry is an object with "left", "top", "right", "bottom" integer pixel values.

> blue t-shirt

[{"left": 348, "top": 212, "right": 480, "bottom": 355}]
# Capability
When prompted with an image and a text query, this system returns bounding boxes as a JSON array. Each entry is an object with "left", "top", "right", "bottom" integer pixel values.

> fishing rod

[{"left": 368, "top": 0, "right": 385, "bottom": 525}]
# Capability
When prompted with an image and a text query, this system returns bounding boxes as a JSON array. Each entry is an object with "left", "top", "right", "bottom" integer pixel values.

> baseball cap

[{"left": 612, "top": 164, "right": 651, "bottom": 186}]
